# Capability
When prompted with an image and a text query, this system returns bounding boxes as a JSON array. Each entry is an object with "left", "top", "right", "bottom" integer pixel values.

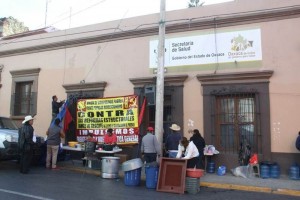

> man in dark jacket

[
  {"left": 296, "top": 131, "right": 300, "bottom": 151},
  {"left": 190, "top": 129, "right": 206, "bottom": 169},
  {"left": 18, "top": 115, "right": 35, "bottom": 174},
  {"left": 52, "top": 95, "right": 65, "bottom": 122},
  {"left": 46, "top": 118, "right": 65, "bottom": 170},
  {"left": 165, "top": 124, "right": 182, "bottom": 157}
]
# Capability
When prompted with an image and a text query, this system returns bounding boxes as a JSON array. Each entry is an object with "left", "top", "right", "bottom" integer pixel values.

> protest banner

[{"left": 76, "top": 95, "right": 139, "bottom": 144}]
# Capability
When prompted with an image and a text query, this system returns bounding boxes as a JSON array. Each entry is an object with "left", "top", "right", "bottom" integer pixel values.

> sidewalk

[{"left": 58, "top": 160, "right": 300, "bottom": 197}]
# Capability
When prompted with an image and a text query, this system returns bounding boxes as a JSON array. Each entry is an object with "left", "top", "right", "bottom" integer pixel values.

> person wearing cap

[
  {"left": 104, "top": 128, "right": 117, "bottom": 145},
  {"left": 46, "top": 118, "right": 65, "bottom": 170},
  {"left": 165, "top": 124, "right": 182, "bottom": 157},
  {"left": 141, "top": 127, "right": 161, "bottom": 163},
  {"left": 52, "top": 95, "right": 65, "bottom": 122},
  {"left": 18, "top": 115, "right": 35, "bottom": 174}
]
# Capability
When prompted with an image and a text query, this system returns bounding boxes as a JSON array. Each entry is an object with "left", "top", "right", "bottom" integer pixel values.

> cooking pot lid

[{"left": 102, "top": 156, "right": 120, "bottom": 160}]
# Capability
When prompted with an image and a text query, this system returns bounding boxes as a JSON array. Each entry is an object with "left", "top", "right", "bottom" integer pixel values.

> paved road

[{"left": 0, "top": 161, "right": 298, "bottom": 200}]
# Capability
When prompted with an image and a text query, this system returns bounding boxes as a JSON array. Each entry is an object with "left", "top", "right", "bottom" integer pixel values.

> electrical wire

[
  {"left": 82, "top": 9, "right": 129, "bottom": 81},
  {"left": 0, "top": 4, "right": 299, "bottom": 49},
  {"left": 36, "top": 0, "right": 107, "bottom": 31},
  {"left": 0, "top": 0, "right": 107, "bottom": 48},
  {"left": 46, "top": 0, "right": 107, "bottom": 30}
]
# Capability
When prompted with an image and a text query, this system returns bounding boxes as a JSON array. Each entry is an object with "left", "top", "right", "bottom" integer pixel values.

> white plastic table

[{"left": 95, "top": 148, "right": 122, "bottom": 156}]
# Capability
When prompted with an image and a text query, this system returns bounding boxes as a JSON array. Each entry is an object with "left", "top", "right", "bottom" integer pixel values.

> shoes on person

[
  {"left": 46, "top": 166, "right": 51, "bottom": 169},
  {"left": 51, "top": 167, "right": 60, "bottom": 170}
]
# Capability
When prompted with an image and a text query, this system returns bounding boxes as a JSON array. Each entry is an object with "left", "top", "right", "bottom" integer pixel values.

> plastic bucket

[
  {"left": 124, "top": 168, "right": 142, "bottom": 186},
  {"left": 185, "top": 177, "right": 200, "bottom": 194},
  {"left": 145, "top": 166, "right": 159, "bottom": 189},
  {"left": 168, "top": 150, "right": 178, "bottom": 158},
  {"left": 217, "top": 166, "right": 226, "bottom": 176}
]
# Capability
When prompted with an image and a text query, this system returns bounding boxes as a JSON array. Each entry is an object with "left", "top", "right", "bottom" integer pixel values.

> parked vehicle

[
  {"left": 0, "top": 116, "right": 19, "bottom": 160},
  {"left": 0, "top": 116, "right": 45, "bottom": 162}
]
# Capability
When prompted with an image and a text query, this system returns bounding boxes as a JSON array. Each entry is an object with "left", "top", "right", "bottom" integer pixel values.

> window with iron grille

[
  {"left": 10, "top": 68, "right": 40, "bottom": 117},
  {"left": 148, "top": 94, "right": 172, "bottom": 125},
  {"left": 215, "top": 94, "right": 260, "bottom": 154},
  {"left": 146, "top": 85, "right": 183, "bottom": 136},
  {"left": 13, "top": 81, "right": 34, "bottom": 115},
  {"left": 198, "top": 71, "right": 273, "bottom": 165}
]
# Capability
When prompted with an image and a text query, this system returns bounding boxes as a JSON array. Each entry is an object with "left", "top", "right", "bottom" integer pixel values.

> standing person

[
  {"left": 165, "top": 124, "right": 182, "bottom": 157},
  {"left": 104, "top": 128, "right": 117, "bottom": 145},
  {"left": 177, "top": 137, "right": 199, "bottom": 168},
  {"left": 18, "top": 115, "right": 35, "bottom": 174},
  {"left": 51, "top": 95, "right": 65, "bottom": 122},
  {"left": 238, "top": 136, "right": 251, "bottom": 166},
  {"left": 296, "top": 131, "right": 300, "bottom": 151},
  {"left": 190, "top": 129, "right": 206, "bottom": 169},
  {"left": 141, "top": 127, "right": 161, "bottom": 163},
  {"left": 46, "top": 118, "right": 65, "bottom": 170}
]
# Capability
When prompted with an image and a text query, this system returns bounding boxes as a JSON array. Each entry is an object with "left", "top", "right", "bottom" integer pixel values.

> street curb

[
  {"left": 273, "top": 189, "right": 300, "bottom": 197},
  {"left": 200, "top": 182, "right": 271, "bottom": 193},
  {"left": 200, "top": 182, "right": 300, "bottom": 197},
  {"left": 61, "top": 165, "right": 300, "bottom": 197},
  {"left": 61, "top": 166, "right": 101, "bottom": 176}
]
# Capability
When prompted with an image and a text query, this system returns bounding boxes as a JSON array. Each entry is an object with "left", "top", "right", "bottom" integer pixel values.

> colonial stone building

[{"left": 0, "top": 0, "right": 299, "bottom": 172}]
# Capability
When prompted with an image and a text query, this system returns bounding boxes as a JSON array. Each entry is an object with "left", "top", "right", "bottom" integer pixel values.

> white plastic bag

[{"left": 231, "top": 165, "right": 249, "bottom": 178}]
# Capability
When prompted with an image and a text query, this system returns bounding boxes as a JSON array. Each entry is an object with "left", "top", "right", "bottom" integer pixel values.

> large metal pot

[
  {"left": 101, "top": 156, "right": 120, "bottom": 178},
  {"left": 122, "top": 158, "right": 143, "bottom": 172}
]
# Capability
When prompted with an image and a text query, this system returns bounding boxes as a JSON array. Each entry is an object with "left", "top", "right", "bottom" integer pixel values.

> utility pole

[{"left": 155, "top": 0, "right": 166, "bottom": 154}]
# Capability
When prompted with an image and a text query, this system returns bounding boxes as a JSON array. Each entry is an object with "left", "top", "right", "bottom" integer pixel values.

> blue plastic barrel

[
  {"left": 124, "top": 168, "right": 142, "bottom": 186},
  {"left": 270, "top": 164, "right": 280, "bottom": 179},
  {"left": 145, "top": 166, "right": 159, "bottom": 189},
  {"left": 207, "top": 161, "right": 215, "bottom": 173},
  {"left": 289, "top": 165, "right": 300, "bottom": 180},
  {"left": 260, "top": 164, "right": 270, "bottom": 179}
]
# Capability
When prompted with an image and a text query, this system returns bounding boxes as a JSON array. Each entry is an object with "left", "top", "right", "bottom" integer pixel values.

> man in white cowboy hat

[
  {"left": 165, "top": 124, "right": 182, "bottom": 158},
  {"left": 18, "top": 115, "right": 35, "bottom": 174}
]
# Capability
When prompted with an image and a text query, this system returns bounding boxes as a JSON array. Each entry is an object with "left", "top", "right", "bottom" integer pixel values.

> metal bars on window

[
  {"left": 11, "top": 81, "right": 37, "bottom": 116},
  {"left": 214, "top": 93, "right": 260, "bottom": 154}
]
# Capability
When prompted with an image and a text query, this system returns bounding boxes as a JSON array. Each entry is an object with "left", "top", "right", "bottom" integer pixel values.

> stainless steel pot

[
  {"left": 101, "top": 156, "right": 120, "bottom": 178},
  {"left": 121, "top": 158, "right": 143, "bottom": 172}
]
